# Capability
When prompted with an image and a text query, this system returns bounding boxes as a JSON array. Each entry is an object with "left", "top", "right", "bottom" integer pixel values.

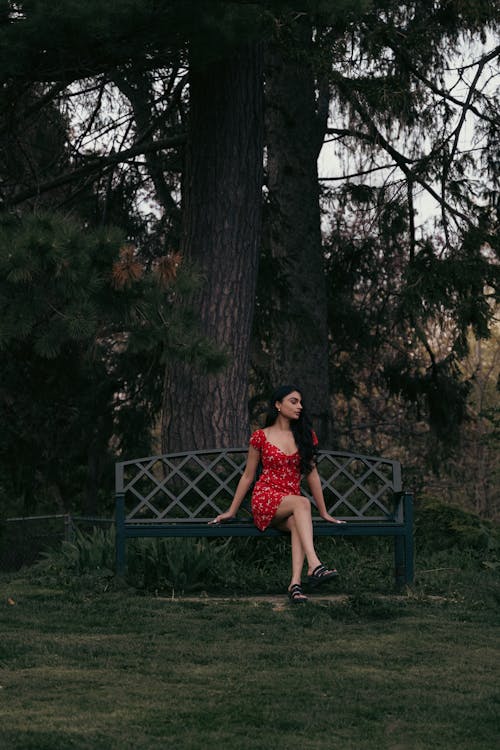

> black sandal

[
  {"left": 307, "top": 564, "right": 339, "bottom": 589},
  {"left": 288, "top": 583, "right": 308, "bottom": 604}
]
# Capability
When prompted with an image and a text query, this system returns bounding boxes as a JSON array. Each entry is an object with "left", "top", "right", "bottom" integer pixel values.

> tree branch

[
  {"left": 319, "top": 162, "right": 398, "bottom": 181},
  {"left": 440, "top": 53, "right": 490, "bottom": 246},
  {"left": 314, "top": 73, "right": 331, "bottom": 157},
  {"left": 17, "top": 82, "right": 69, "bottom": 122},
  {"left": 4, "top": 134, "right": 186, "bottom": 207},
  {"left": 388, "top": 42, "right": 500, "bottom": 128},
  {"left": 113, "top": 69, "right": 186, "bottom": 215},
  {"left": 330, "top": 75, "right": 474, "bottom": 228}
]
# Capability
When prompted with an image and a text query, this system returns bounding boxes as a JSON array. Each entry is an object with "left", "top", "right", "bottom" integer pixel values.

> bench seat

[{"left": 115, "top": 447, "right": 414, "bottom": 587}]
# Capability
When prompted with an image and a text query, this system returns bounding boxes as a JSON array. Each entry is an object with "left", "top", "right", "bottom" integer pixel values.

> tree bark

[
  {"left": 161, "top": 42, "right": 264, "bottom": 451},
  {"left": 264, "top": 24, "right": 331, "bottom": 442}
]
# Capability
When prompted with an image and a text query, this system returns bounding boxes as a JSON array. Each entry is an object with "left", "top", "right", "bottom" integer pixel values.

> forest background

[{"left": 0, "top": 0, "right": 498, "bottom": 525}]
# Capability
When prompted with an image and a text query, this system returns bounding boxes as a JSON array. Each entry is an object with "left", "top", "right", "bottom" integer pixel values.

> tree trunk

[
  {"left": 264, "top": 24, "right": 331, "bottom": 442},
  {"left": 161, "top": 42, "right": 264, "bottom": 451}
]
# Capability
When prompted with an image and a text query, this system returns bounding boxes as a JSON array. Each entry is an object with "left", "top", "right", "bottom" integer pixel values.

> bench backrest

[{"left": 115, "top": 449, "right": 402, "bottom": 523}]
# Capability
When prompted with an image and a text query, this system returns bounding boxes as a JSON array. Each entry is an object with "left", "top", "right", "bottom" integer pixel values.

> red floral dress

[{"left": 249, "top": 428, "right": 318, "bottom": 531}]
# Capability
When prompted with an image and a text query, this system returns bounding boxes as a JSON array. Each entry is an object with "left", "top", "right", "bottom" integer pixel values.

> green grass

[{"left": 1, "top": 565, "right": 499, "bottom": 750}]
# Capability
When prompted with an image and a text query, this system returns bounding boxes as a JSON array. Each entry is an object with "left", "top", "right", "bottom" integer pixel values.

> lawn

[{"left": 1, "top": 568, "right": 499, "bottom": 750}]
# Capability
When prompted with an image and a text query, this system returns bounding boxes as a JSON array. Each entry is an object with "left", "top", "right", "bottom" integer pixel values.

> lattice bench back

[{"left": 115, "top": 449, "right": 402, "bottom": 524}]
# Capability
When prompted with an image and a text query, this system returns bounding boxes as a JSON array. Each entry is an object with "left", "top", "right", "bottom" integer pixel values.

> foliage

[
  {"left": 415, "top": 496, "right": 500, "bottom": 553},
  {"left": 126, "top": 537, "right": 237, "bottom": 594},
  {"left": 318, "top": 3, "right": 499, "bottom": 456},
  {"left": 321, "top": 2, "right": 499, "bottom": 439},
  {"left": 31, "top": 527, "right": 238, "bottom": 594},
  {"left": 325, "top": 186, "right": 498, "bottom": 445},
  {"left": 34, "top": 527, "right": 116, "bottom": 587},
  {"left": 0, "top": 212, "right": 224, "bottom": 514},
  {"left": 324, "top": 187, "right": 500, "bottom": 507},
  {"left": 0, "top": 1, "right": 273, "bottom": 84}
]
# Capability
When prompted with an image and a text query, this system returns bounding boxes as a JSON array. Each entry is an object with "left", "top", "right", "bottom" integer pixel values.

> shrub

[
  {"left": 32, "top": 527, "right": 115, "bottom": 588},
  {"left": 415, "top": 496, "right": 500, "bottom": 553},
  {"left": 27, "top": 503, "right": 499, "bottom": 597},
  {"left": 126, "top": 537, "right": 238, "bottom": 594},
  {"left": 30, "top": 528, "right": 240, "bottom": 594}
]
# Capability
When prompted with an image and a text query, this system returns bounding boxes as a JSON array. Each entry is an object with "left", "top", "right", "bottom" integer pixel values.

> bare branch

[
  {"left": 407, "top": 178, "right": 416, "bottom": 262},
  {"left": 5, "top": 134, "right": 186, "bottom": 207},
  {"left": 113, "top": 69, "right": 186, "bottom": 215},
  {"left": 315, "top": 74, "right": 331, "bottom": 156},
  {"left": 70, "top": 79, "right": 108, "bottom": 155},
  {"left": 319, "top": 162, "right": 398, "bottom": 181},
  {"left": 331, "top": 74, "right": 474, "bottom": 228},
  {"left": 18, "top": 82, "right": 69, "bottom": 122},
  {"left": 388, "top": 42, "right": 500, "bottom": 128}
]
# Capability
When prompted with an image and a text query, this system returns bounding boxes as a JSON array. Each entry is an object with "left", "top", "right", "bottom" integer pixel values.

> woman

[{"left": 209, "top": 384, "right": 345, "bottom": 603}]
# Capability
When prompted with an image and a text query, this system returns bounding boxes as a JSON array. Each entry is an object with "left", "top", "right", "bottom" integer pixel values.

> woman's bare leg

[
  {"left": 277, "top": 515, "right": 305, "bottom": 587},
  {"left": 273, "top": 495, "right": 322, "bottom": 575}
]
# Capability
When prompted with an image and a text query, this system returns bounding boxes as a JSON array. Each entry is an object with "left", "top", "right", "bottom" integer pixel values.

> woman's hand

[
  {"left": 208, "top": 511, "right": 236, "bottom": 525},
  {"left": 320, "top": 513, "right": 346, "bottom": 524}
]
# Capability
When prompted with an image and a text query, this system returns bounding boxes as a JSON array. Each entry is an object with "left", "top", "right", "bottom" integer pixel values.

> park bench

[{"left": 115, "top": 447, "right": 414, "bottom": 588}]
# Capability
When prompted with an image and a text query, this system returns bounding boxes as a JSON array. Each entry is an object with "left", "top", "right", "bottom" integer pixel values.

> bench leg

[
  {"left": 394, "top": 492, "right": 414, "bottom": 588},
  {"left": 115, "top": 493, "right": 126, "bottom": 577},
  {"left": 403, "top": 492, "right": 414, "bottom": 585},
  {"left": 403, "top": 527, "right": 414, "bottom": 586},
  {"left": 395, "top": 532, "right": 414, "bottom": 588},
  {"left": 394, "top": 535, "right": 405, "bottom": 589}
]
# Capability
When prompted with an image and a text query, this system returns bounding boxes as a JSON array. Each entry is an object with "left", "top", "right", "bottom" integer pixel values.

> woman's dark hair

[{"left": 265, "top": 384, "right": 317, "bottom": 474}]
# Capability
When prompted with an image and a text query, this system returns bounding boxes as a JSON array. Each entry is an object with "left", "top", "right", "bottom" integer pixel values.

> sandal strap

[
  {"left": 288, "top": 584, "right": 307, "bottom": 599},
  {"left": 311, "top": 564, "right": 328, "bottom": 578}
]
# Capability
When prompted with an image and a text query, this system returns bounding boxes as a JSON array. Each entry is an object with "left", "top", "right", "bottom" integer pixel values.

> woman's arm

[
  {"left": 306, "top": 466, "right": 346, "bottom": 524},
  {"left": 208, "top": 446, "right": 261, "bottom": 524}
]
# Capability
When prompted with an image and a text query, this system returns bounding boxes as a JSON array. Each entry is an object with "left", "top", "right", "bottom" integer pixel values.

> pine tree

[{"left": 0, "top": 212, "right": 222, "bottom": 514}]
